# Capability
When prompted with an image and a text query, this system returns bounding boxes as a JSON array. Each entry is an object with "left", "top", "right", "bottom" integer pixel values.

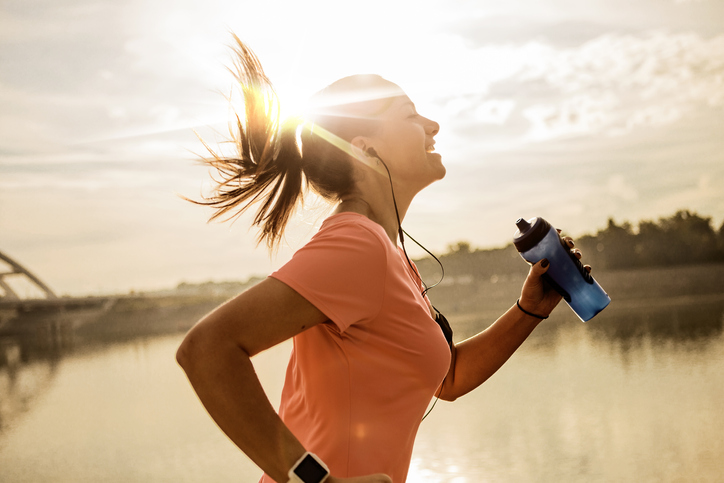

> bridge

[{"left": 0, "top": 250, "right": 115, "bottom": 336}]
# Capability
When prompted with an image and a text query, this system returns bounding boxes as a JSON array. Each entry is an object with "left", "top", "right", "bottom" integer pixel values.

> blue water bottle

[{"left": 513, "top": 217, "right": 610, "bottom": 322}]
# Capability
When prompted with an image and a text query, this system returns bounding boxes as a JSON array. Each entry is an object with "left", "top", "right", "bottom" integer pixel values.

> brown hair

[{"left": 190, "top": 35, "right": 402, "bottom": 250}]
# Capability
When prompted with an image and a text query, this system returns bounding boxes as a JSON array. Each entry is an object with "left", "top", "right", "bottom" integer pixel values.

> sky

[{"left": 1, "top": 0, "right": 723, "bottom": 296}]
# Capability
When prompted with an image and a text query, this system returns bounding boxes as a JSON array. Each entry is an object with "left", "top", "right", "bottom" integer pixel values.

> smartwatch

[{"left": 287, "top": 452, "right": 329, "bottom": 483}]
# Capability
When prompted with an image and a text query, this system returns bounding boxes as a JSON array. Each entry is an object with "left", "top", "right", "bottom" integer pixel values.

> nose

[{"left": 424, "top": 116, "right": 439, "bottom": 136}]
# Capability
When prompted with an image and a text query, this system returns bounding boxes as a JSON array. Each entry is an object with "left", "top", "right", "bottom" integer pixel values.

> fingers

[
  {"left": 531, "top": 258, "right": 550, "bottom": 275},
  {"left": 565, "top": 238, "right": 592, "bottom": 271},
  {"left": 561, "top": 235, "right": 583, "bottom": 260},
  {"left": 559, "top": 231, "right": 592, "bottom": 272}
]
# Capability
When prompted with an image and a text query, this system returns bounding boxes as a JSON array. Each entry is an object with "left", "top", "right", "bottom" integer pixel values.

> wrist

[{"left": 516, "top": 299, "right": 548, "bottom": 320}]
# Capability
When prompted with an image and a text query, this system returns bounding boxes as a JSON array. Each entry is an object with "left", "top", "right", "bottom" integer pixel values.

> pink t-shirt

[{"left": 263, "top": 212, "right": 451, "bottom": 483}]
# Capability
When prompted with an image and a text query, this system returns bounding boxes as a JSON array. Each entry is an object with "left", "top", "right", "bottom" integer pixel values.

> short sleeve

[{"left": 270, "top": 218, "right": 388, "bottom": 332}]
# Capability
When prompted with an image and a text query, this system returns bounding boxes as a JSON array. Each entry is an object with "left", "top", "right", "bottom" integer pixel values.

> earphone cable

[
  {"left": 401, "top": 229, "right": 445, "bottom": 297},
  {"left": 374, "top": 156, "right": 445, "bottom": 295}
]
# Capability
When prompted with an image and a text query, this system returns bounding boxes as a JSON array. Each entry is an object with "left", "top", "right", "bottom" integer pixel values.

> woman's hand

[
  {"left": 328, "top": 474, "right": 392, "bottom": 483},
  {"left": 518, "top": 232, "right": 591, "bottom": 319}
]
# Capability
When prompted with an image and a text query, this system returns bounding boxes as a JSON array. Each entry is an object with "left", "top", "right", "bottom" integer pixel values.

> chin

[
  {"left": 420, "top": 162, "right": 446, "bottom": 190},
  {"left": 431, "top": 154, "right": 446, "bottom": 180}
]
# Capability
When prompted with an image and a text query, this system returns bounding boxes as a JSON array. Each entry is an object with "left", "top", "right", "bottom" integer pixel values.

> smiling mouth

[{"left": 426, "top": 144, "right": 435, "bottom": 153}]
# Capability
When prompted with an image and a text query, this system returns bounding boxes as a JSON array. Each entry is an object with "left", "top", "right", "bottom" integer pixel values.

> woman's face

[{"left": 363, "top": 94, "right": 444, "bottom": 193}]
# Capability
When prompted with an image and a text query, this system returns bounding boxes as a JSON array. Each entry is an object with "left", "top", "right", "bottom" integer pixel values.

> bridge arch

[{"left": 0, "top": 251, "right": 58, "bottom": 301}]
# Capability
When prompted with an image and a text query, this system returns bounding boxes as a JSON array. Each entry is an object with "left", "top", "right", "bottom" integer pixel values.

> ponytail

[
  {"left": 189, "top": 35, "right": 306, "bottom": 250},
  {"left": 190, "top": 36, "right": 398, "bottom": 250}
]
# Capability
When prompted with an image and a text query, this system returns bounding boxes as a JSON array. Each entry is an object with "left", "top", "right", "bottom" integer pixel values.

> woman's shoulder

[
  {"left": 283, "top": 212, "right": 394, "bottom": 270},
  {"left": 272, "top": 212, "right": 391, "bottom": 331}
]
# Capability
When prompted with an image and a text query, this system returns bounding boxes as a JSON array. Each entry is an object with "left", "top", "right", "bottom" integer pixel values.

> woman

[{"left": 176, "top": 37, "right": 585, "bottom": 483}]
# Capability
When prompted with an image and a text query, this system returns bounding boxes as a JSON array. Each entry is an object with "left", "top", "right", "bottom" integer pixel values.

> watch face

[{"left": 294, "top": 454, "right": 328, "bottom": 483}]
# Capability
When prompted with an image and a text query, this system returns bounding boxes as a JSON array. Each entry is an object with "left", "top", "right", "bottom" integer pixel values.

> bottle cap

[{"left": 513, "top": 216, "right": 552, "bottom": 252}]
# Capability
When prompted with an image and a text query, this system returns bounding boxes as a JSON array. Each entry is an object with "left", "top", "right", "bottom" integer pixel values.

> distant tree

[
  {"left": 438, "top": 241, "right": 475, "bottom": 278},
  {"left": 447, "top": 241, "right": 472, "bottom": 254},
  {"left": 658, "top": 210, "right": 719, "bottom": 264},
  {"left": 635, "top": 219, "right": 665, "bottom": 266},
  {"left": 599, "top": 211, "right": 720, "bottom": 268},
  {"left": 595, "top": 218, "right": 636, "bottom": 269}
]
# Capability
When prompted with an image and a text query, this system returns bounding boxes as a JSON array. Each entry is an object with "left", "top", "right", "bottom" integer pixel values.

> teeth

[{"left": 426, "top": 145, "right": 435, "bottom": 153}]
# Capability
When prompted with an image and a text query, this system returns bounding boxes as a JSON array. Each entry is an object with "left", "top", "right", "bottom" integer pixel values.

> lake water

[{"left": 0, "top": 299, "right": 722, "bottom": 482}]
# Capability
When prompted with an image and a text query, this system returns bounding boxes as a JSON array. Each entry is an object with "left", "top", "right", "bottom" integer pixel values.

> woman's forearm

[
  {"left": 177, "top": 332, "right": 304, "bottom": 483},
  {"left": 440, "top": 303, "right": 542, "bottom": 401}
]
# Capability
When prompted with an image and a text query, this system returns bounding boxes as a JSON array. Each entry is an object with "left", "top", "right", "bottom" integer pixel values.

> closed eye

[{"left": 399, "top": 100, "right": 419, "bottom": 118}]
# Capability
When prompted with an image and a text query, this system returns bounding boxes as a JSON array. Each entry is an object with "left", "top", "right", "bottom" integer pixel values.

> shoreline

[{"left": 1, "top": 262, "right": 722, "bottom": 342}]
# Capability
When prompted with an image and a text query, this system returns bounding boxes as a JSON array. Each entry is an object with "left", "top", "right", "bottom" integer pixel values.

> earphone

[{"left": 349, "top": 145, "right": 377, "bottom": 159}]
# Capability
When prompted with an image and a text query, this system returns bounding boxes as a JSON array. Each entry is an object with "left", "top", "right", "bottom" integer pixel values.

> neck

[{"left": 334, "top": 178, "right": 414, "bottom": 245}]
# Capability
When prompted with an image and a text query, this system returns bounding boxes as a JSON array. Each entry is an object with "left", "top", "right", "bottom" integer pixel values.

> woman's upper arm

[{"left": 184, "top": 277, "right": 328, "bottom": 357}]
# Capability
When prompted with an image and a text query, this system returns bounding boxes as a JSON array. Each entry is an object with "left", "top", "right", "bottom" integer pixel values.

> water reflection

[
  {"left": 0, "top": 297, "right": 722, "bottom": 482},
  {"left": 452, "top": 296, "right": 724, "bottom": 350},
  {"left": 411, "top": 299, "right": 724, "bottom": 482},
  {"left": 0, "top": 334, "right": 64, "bottom": 433},
  {"left": 0, "top": 294, "right": 222, "bottom": 435},
  {"left": 591, "top": 299, "right": 724, "bottom": 343}
]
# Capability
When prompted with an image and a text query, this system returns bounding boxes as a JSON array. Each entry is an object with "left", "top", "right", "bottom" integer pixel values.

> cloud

[
  {"left": 607, "top": 175, "right": 639, "bottom": 201},
  {"left": 519, "top": 31, "right": 724, "bottom": 131},
  {"left": 444, "top": 0, "right": 724, "bottom": 39},
  {"left": 426, "top": 31, "right": 724, "bottom": 148},
  {"left": 521, "top": 93, "right": 618, "bottom": 141},
  {"left": 453, "top": 15, "right": 626, "bottom": 49},
  {"left": 474, "top": 99, "right": 517, "bottom": 125}
]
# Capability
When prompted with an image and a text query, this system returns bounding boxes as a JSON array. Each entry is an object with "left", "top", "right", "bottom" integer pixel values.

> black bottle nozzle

[{"left": 516, "top": 217, "right": 532, "bottom": 233}]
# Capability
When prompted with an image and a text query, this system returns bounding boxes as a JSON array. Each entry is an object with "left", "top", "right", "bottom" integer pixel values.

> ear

[
  {"left": 349, "top": 135, "right": 386, "bottom": 176},
  {"left": 350, "top": 136, "right": 372, "bottom": 158}
]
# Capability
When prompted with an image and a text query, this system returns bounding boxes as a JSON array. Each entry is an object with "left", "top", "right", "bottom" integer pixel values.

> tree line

[
  {"left": 575, "top": 210, "right": 724, "bottom": 269},
  {"left": 415, "top": 210, "right": 724, "bottom": 281}
]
